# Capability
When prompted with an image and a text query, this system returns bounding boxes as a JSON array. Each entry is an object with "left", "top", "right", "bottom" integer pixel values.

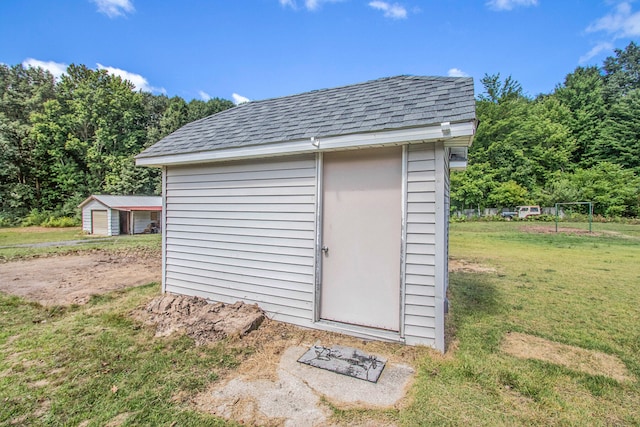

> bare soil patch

[
  {"left": 449, "top": 258, "right": 496, "bottom": 274},
  {"left": 502, "top": 332, "right": 633, "bottom": 383},
  {"left": 0, "top": 249, "right": 160, "bottom": 306},
  {"left": 521, "top": 225, "right": 601, "bottom": 235},
  {"left": 136, "top": 294, "right": 265, "bottom": 345},
  {"left": 133, "top": 295, "right": 424, "bottom": 426}
]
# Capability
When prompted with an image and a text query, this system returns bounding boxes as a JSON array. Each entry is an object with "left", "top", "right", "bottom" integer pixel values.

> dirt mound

[
  {"left": 141, "top": 294, "right": 265, "bottom": 346},
  {"left": 521, "top": 225, "right": 599, "bottom": 235}
]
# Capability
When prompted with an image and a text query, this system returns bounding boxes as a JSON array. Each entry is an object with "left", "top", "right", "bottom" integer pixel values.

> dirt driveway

[{"left": 0, "top": 250, "right": 161, "bottom": 306}]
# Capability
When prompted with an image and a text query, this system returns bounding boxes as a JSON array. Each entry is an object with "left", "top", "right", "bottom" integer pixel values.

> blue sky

[{"left": 1, "top": 0, "right": 639, "bottom": 103}]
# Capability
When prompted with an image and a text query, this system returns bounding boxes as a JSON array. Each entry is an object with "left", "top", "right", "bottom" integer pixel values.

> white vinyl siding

[
  {"left": 163, "top": 155, "right": 317, "bottom": 326},
  {"left": 109, "top": 209, "right": 120, "bottom": 236},
  {"left": 404, "top": 143, "right": 438, "bottom": 346}
]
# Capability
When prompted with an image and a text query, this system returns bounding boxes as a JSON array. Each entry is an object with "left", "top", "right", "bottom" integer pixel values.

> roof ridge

[
  {"left": 180, "top": 75, "right": 470, "bottom": 128},
  {"left": 238, "top": 74, "right": 470, "bottom": 106}
]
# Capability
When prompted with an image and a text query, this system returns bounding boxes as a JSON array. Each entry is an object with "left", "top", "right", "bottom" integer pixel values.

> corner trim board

[
  {"left": 433, "top": 142, "right": 446, "bottom": 352},
  {"left": 313, "top": 152, "right": 323, "bottom": 322},
  {"left": 161, "top": 166, "right": 167, "bottom": 294}
]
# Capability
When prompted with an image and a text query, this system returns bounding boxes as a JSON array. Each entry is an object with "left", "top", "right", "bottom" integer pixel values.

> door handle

[{"left": 321, "top": 246, "right": 329, "bottom": 255}]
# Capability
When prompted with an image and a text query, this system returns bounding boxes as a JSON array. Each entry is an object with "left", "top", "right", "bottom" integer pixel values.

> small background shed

[
  {"left": 79, "top": 195, "right": 162, "bottom": 236},
  {"left": 136, "top": 76, "right": 476, "bottom": 351}
]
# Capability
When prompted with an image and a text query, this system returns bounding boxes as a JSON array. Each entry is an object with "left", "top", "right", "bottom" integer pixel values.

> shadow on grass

[
  {"left": 446, "top": 272, "right": 504, "bottom": 353},
  {"left": 449, "top": 272, "right": 501, "bottom": 317}
]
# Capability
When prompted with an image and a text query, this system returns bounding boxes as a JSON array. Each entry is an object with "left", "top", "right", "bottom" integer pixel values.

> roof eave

[
  {"left": 113, "top": 206, "right": 163, "bottom": 211},
  {"left": 136, "top": 120, "right": 476, "bottom": 167},
  {"left": 78, "top": 195, "right": 99, "bottom": 209}
]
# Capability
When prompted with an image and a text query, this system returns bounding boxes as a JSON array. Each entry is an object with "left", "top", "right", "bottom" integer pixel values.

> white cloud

[
  {"left": 97, "top": 63, "right": 165, "bottom": 93},
  {"left": 22, "top": 58, "right": 67, "bottom": 79},
  {"left": 279, "top": 0, "right": 343, "bottom": 11},
  {"left": 579, "top": 41, "right": 614, "bottom": 64},
  {"left": 92, "top": 0, "right": 134, "bottom": 18},
  {"left": 486, "top": 0, "right": 538, "bottom": 11},
  {"left": 232, "top": 93, "right": 250, "bottom": 105},
  {"left": 448, "top": 68, "right": 469, "bottom": 77},
  {"left": 368, "top": 1, "right": 407, "bottom": 19},
  {"left": 199, "top": 90, "right": 211, "bottom": 101},
  {"left": 586, "top": 2, "right": 640, "bottom": 38}
]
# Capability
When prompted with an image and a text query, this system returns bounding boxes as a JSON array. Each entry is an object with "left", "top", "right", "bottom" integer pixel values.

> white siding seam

[
  {"left": 167, "top": 240, "right": 314, "bottom": 256},
  {"left": 166, "top": 234, "right": 313, "bottom": 248},
  {"left": 166, "top": 254, "right": 313, "bottom": 274},
  {"left": 166, "top": 259, "right": 312, "bottom": 282},
  {"left": 167, "top": 248, "right": 314, "bottom": 266},
  {"left": 165, "top": 276, "right": 312, "bottom": 305},
  {"left": 166, "top": 271, "right": 312, "bottom": 295}
]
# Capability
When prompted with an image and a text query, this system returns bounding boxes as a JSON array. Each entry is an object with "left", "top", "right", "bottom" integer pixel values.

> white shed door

[
  {"left": 91, "top": 210, "right": 108, "bottom": 235},
  {"left": 320, "top": 147, "right": 401, "bottom": 331}
]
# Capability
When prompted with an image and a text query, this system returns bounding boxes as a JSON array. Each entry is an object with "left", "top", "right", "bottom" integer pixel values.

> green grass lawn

[
  {"left": 0, "top": 285, "right": 238, "bottom": 426},
  {"left": 0, "top": 226, "right": 161, "bottom": 261},
  {"left": 0, "top": 226, "right": 89, "bottom": 246},
  {"left": 400, "top": 222, "right": 640, "bottom": 426},
  {"left": 0, "top": 222, "right": 638, "bottom": 425}
]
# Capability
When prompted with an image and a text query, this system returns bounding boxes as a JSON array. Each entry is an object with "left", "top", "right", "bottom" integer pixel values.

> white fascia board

[
  {"left": 442, "top": 121, "right": 477, "bottom": 147},
  {"left": 136, "top": 121, "right": 476, "bottom": 167}
]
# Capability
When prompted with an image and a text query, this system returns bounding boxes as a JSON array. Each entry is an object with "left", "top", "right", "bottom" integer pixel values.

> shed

[
  {"left": 136, "top": 76, "right": 476, "bottom": 351},
  {"left": 79, "top": 195, "right": 162, "bottom": 236}
]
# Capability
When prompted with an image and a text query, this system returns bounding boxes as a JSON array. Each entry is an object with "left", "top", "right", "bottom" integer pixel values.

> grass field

[
  {"left": 0, "top": 222, "right": 638, "bottom": 425},
  {"left": 0, "top": 226, "right": 88, "bottom": 245},
  {"left": 400, "top": 222, "right": 639, "bottom": 425},
  {"left": 0, "top": 226, "right": 161, "bottom": 261}
]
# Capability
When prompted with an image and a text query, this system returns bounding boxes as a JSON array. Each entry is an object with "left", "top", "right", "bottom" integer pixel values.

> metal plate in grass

[{"left": 297, "top": 345, "right": 386, "bottom": 383}]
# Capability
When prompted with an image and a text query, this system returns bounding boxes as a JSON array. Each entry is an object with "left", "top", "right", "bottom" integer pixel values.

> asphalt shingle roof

[
  {"left": 80, "top": 195, "right": 162, "bottom": 209},
  {"left": 137, "top": 75, "right": 475, "bottom": 159}
]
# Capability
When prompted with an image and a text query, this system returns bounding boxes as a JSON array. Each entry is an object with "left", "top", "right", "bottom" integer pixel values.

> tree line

[
  {"left": 0, "top": 64, "right": 234, "bottom": 223},
  {"left": 1, "top": 44, "right": 639, "bottom": 224},
  {"left": 453, "top": 42, "right": 640, "bottom": 217}
]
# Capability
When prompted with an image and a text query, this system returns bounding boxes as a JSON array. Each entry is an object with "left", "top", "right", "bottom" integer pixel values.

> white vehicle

[
  {"left": 501, "top": 205, "right": 541, "bottom": 220},
  {"left": 516, "top": 205, "right": 541, "bottom": 219}
]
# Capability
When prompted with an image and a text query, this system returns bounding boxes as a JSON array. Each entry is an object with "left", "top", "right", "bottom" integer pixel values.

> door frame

[
  {"left": 119, "top": 210, "right": 131, "bottom": 235},
  {"left": 313, "top": 145, "right": 408, "bottom": 339}
]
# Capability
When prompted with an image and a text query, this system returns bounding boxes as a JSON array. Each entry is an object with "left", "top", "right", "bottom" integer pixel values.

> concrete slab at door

[
  {"left": 91, "top": 210, "right": 108, "bottom": 235},
  {"left": 320, "top": 147, "right": 402, "bottom": 331}
]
